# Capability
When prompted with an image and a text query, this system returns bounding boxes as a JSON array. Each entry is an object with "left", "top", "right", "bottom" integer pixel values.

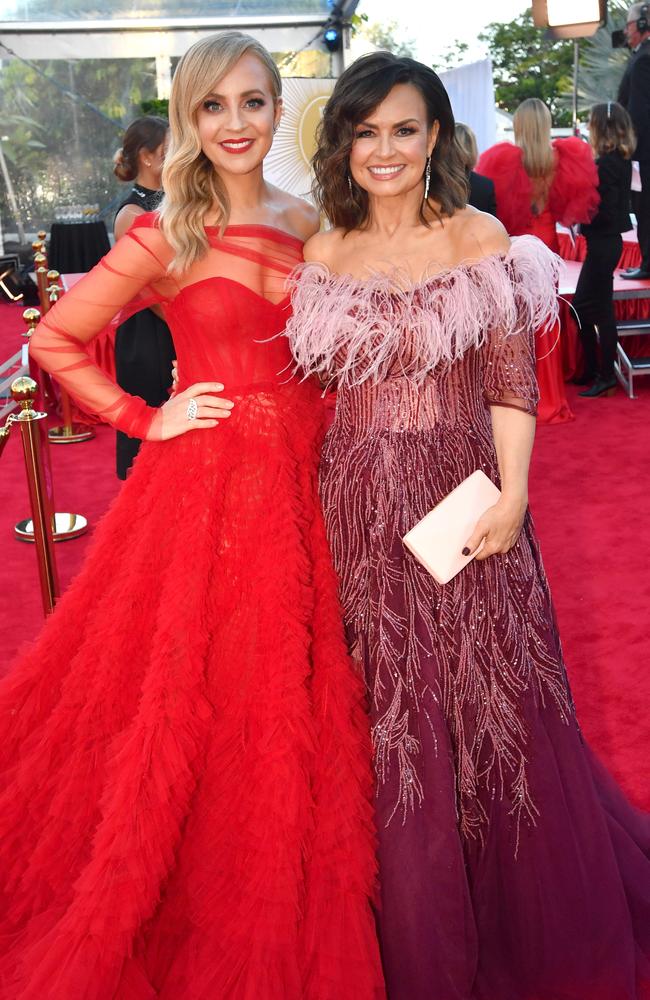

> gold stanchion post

[
  {"left": 43, "top": 270, "right": 95, "bottom": 444},
  {"left": 22, "top": 306, "right": 45, "bottom": 405},
  {"left": 10, "top": 357, "right": 89, "bottom": 544},
  {"left": 10, "top": 376, "right": 60, "bottom": 614},
  {"left": 0, "top": 418, "right": 13, "bottom": 461},
  {"left": 22, "top": 306, "right": 40, "bottom": 351},
  {"left": 34, "top": 251, "right": 49, "bottom": 312}
]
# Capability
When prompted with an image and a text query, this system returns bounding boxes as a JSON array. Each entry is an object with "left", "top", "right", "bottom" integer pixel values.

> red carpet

[
  {"left": 530, "top": 384, "right": 650, "bottom": 811},
  {"left": 0, "top": 301, "right": 648, "bottom": 813}
]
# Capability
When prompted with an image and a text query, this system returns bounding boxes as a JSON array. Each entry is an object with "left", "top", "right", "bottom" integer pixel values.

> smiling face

[
  {"left": 196, "top": 51, "right": 281, "bottom": 175},
  {"left": 348, "top": 83, "right": 439, "bottom": 200}
]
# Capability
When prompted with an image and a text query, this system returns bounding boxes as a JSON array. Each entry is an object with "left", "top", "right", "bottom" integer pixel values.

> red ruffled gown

[
  {"left": 0, "top": 215, "right": 385, "bottom": 1000},
  {"left": 477, "top": 138, "right": 600, "bottom": 424},
  {"left": 286, "top": 236, "right": 650, "bottom": 1000}
]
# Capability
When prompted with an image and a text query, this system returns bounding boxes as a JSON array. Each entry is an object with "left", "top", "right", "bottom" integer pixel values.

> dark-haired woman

[
  {"left": 113, "top": 115, "right": 176, "bottom": 478},
  {"left": 287, "top": 52, "right": 650, "bottom": 1000},
  {"left": 574, "top": 101, "right": 635, "bottom": 397}
]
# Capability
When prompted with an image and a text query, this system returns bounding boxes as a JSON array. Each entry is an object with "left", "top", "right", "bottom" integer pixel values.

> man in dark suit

[{"left": 618, "top": 2, "right": 650, "bottom": 278}]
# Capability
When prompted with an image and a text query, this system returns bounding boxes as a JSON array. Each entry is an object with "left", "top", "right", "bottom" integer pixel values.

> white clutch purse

[{"left": 402, "top": 470, "right": 501, "bottom": 585}]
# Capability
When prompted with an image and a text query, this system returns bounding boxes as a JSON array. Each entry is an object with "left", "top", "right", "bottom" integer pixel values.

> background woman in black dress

[
  {"left": 573, "top": 102, "right": 636, "bottom": 397},
  {"left": 113, "top": 115, "right": 176, "bottom": 478}
]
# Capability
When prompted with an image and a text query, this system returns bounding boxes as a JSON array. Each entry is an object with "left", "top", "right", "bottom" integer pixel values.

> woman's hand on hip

[
  {"left": 463, "top": 495, "right": 527, "bottom": 561},
  {"left": 147, "top": 382, "right": 234, "bottom": 441}
]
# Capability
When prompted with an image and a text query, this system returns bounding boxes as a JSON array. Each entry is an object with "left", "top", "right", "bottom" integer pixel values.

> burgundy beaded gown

[
  {"left": 287, "top": 235, "right": 650, "bottom": 1000},
  {"left": 0, "top": 214, "right": 385, "bottom": 999}
]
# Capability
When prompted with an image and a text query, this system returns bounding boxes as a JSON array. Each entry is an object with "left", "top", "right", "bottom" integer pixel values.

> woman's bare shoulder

[
  {"left": 114, "top": 203, "right": 146, "bottom": 241},
  {"left": 270, "top": 186, "right": 320, "bottom": 242},
  {"left": 451, "top": 206, "right": 510, "bottom": 259},
  {"left": 303, "top": 227, "right": 347, "bottom": 265}
]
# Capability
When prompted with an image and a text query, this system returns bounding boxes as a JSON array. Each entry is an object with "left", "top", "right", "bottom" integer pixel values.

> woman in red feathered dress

[
  {"left": 478, "top": 98, "right": 600, "bottom": 423},
  {"left": 0, "top": 31, "right": 385, "bottom": 1000}
]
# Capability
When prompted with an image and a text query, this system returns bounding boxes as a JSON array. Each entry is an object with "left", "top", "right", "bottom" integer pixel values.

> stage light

[
  {"left": 532, "top": 0, "right": 607, "bottom": 133},
  {"left": 532, "top": 0, "right": 606, "bottom": 38},
  {"left": 323, "top": 24, "right": 342, "bottom": 52}
]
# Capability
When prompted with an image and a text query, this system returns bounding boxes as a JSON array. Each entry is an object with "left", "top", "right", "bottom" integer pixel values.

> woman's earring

[
  {"left": 347, "top": 174, "right": 353, "bottom": 194},
  {"left": 424, "top": 157, "right": 431, "bottom": 200},
  {"left": 273, "top": 123, "right": 279, "bottom": 134}
]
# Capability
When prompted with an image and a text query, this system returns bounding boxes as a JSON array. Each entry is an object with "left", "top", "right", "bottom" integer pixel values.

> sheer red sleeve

[
  {"left": 548, "top": 137, "right": 600, "bottom": 226},
  {"left": 29, "top": 216, "right": 173, "bottom": 439}
]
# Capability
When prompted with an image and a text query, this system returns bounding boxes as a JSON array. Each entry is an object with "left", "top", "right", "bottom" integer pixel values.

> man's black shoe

[
  {"left": 620, "top": 266, "right": 650, "bottom": 279},
  {"left": 579, "top": 378, "right": 617, "bottom": 397}
]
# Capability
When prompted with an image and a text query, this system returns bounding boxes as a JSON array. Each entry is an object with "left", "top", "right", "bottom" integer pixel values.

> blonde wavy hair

[
  {"left": 159, "top": 31, "right": 282, "bottom": 272},
  {"left": 513, "top": 98, "right": 555, "bottom": 212},
  {"left": 454, "top": 122, "right": 478, "bottom": 173}
]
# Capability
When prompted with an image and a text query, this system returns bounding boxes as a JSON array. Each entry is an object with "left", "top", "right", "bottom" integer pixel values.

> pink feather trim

[{"left": 286, "top": 235, "right": 561, "bottom": 388}]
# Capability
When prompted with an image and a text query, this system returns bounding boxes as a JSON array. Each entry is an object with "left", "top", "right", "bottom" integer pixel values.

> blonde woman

[
  {"left": 478, "top": 98, "right": 601, "bottom": 424},
  {"left": 478, "top": 98, "right": 600, "bottom": 250},
  {"left": 0, "top": 32, "right": 385, "bottom": 999}
]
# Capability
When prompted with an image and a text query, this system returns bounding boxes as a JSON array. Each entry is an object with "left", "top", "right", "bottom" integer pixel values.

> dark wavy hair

[
  {"left": 113, "top": 115, "right": 169, "bottom": 182},
  {"left": 313, "top": 52, "right": 468, "bottom": 230},
  {"left": 589, "top": 102, "right": 636, "bottom": 160}
]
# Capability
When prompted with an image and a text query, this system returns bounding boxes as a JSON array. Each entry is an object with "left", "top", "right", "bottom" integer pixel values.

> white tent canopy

[{"left": 1, "top": 14, "right": 332, "bottom": 62}]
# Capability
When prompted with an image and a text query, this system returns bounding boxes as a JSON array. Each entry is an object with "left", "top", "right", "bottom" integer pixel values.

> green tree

[
  {"left": 477, "top": 9, "right": 575, "bottom": 125},
  {"left": 357, "top": 19, "right": 415, "bottom": 58},
  {"left": 434, "top": 41, "right": 470, "bottom": 71},
  {"left": 140, "top": 98, "right": 170, "bottom": 118},
  {"left": 0, "top": 55, "right": 159, "bottom": 233}
]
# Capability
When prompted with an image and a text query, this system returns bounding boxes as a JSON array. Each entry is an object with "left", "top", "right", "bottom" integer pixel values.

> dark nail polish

[{"left": 462, "top": 547, "right": 470, "bottom": 556}]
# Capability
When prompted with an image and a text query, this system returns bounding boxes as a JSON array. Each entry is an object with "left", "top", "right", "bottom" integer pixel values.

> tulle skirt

[{"left": 0, "top": 384, "right": 385, "bottom": 999}]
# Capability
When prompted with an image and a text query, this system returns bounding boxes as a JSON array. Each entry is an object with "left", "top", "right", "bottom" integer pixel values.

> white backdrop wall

[{"left": 439, "top": 58, "right": 497, "bottom": 155}]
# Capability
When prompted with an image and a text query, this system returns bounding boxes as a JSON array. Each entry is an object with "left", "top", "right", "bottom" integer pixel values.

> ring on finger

[{"left": 186, "top": 398, "right": 198, "bottom": 421}]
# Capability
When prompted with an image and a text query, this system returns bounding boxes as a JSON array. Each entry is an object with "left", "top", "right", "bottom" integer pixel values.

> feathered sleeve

[
  {"left": 475, "top": 142, "right": 533, "bottom": 236},
  {"left": 286, "top": 236, "right": 560, "bottom": 400},
  {"left": 548, "top": 137, "right": 600, "bottom": 227}
]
